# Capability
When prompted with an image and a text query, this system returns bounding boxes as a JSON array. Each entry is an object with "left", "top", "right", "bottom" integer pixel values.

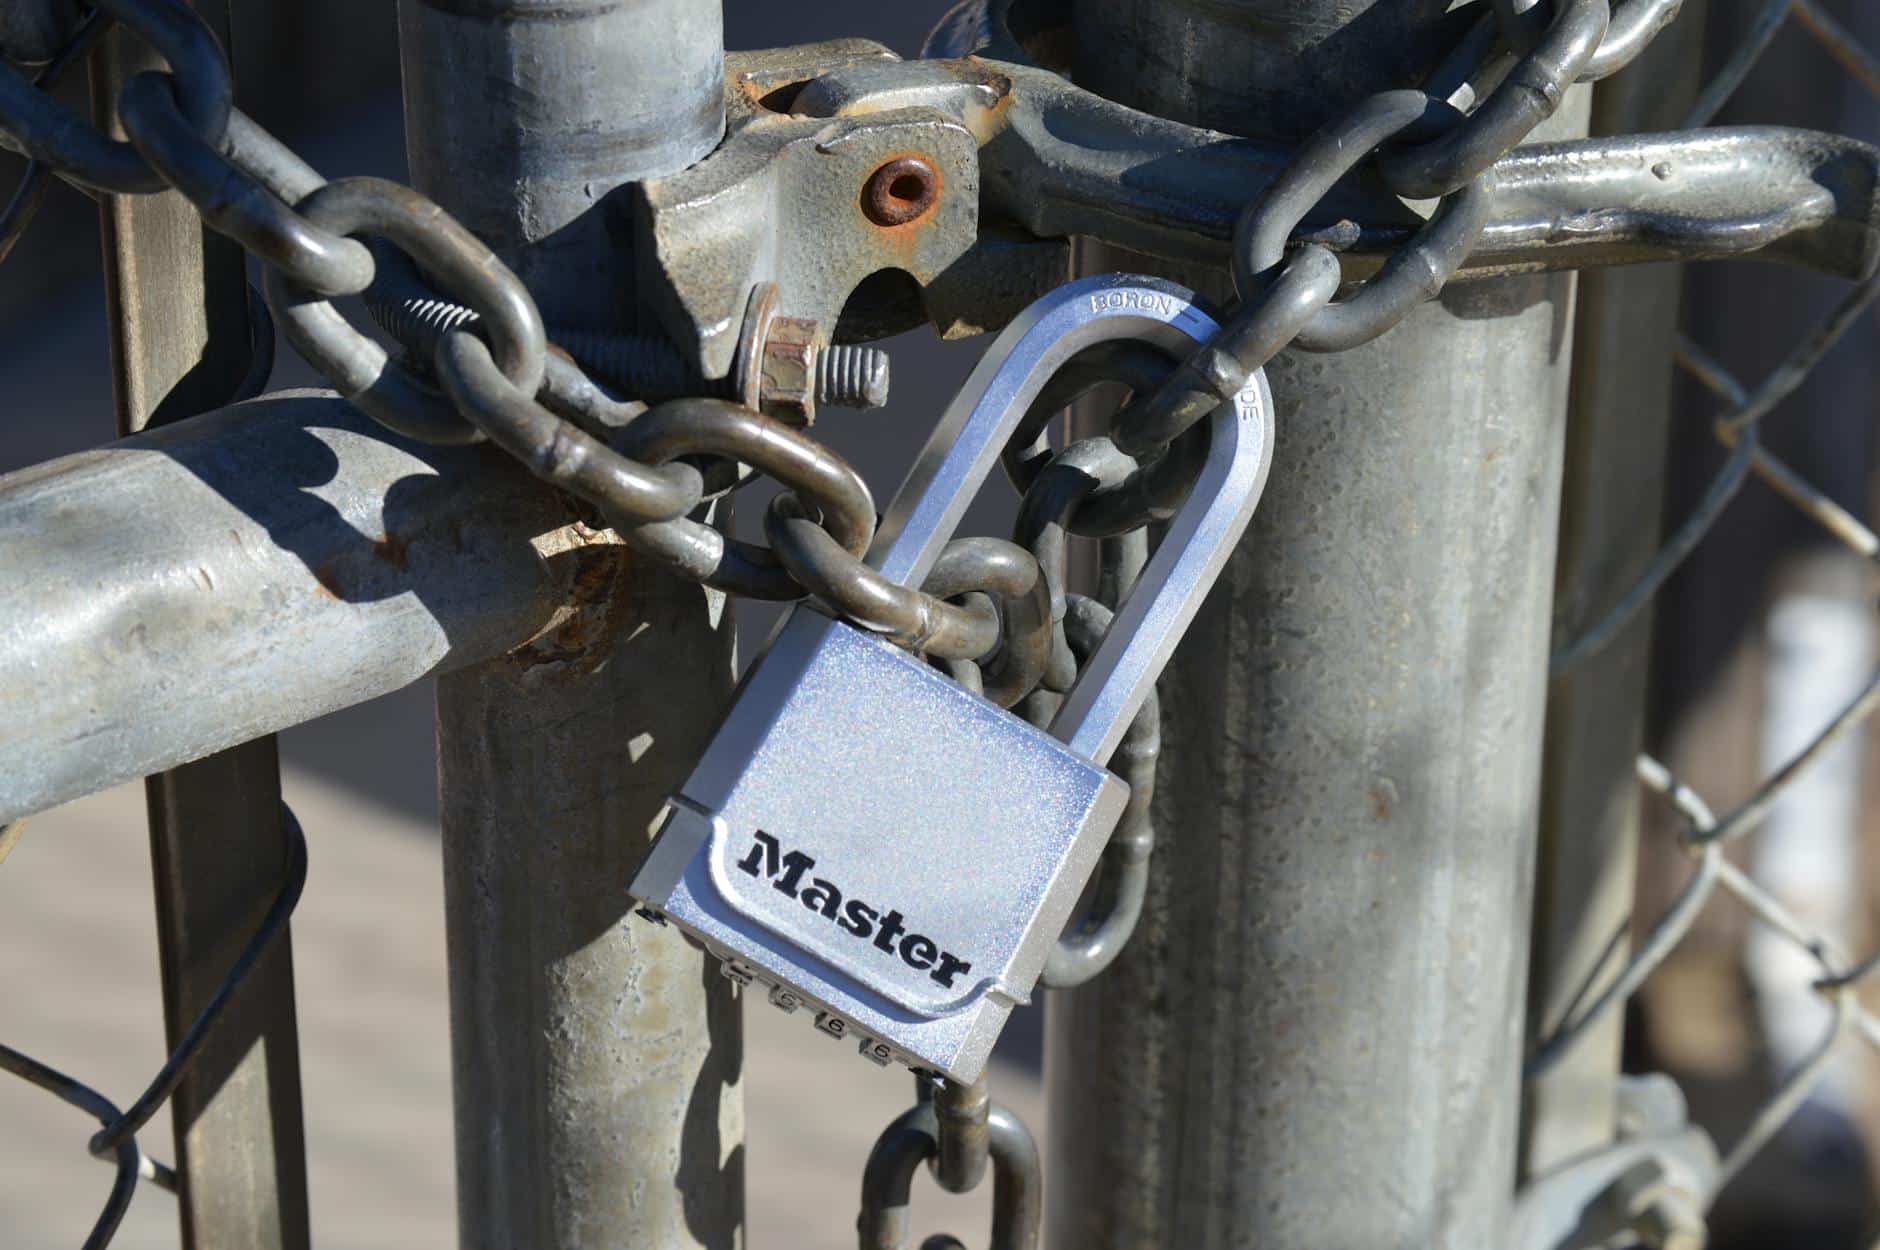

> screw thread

[
  {"left": 364, "top": 277, "right": 890, "bottom": 410},
  {"left": 816, "top": 344, "right": 892, "bottom": 408}
]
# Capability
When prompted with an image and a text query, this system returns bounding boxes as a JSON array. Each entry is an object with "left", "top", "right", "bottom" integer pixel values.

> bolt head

[{"left": 759, "top": 315, "right": 819, "bottom": 426}]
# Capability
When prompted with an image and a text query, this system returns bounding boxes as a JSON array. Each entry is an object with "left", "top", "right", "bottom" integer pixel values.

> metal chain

[
  {"left": 0, "top": 3, "right": 100, "bottom": 263},
  {"left": 859, "top": 1074, "right": 1042, "bottom": 1250},
  {"left": 0, "top": 0, "right": 1658, "bottom": 690},
  {"left": 0, "top": 0, "right": 918, "bottom": 614}
]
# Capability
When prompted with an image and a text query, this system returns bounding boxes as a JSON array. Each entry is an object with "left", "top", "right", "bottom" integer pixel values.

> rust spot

[
  {"left": 373, "top": 532, "right": 410, "bottom": 569},
  {"left": 516, "top": 533, "right": 640, "bottom": 673},
  {"left": 862, "top": 154, "right": 941, "bottom": 229},
  {"left": 1369, "top": 777, "right": 1399, "bottom": 821}
]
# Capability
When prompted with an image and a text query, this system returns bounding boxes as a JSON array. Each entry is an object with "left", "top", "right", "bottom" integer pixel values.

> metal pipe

[
  {"left": 1047, "top": 4, "right": 1588, "bottom": 1246},
  {"left": 396, "top": 0, "right": 724, "bottom": 330},
  {"left": 0, "top": 390, "right": 572, "bottom": 826},
  {"left": 396, "top": 3, "right": 745, "bottom": 1247},
  {"left": 1523, "top": 0, "right": 1710, "bottom": 1177}
]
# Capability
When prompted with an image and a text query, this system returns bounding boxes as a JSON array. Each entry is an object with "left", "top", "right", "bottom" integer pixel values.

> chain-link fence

[
  {"left": 1528, "top": 0, "right": 1880, "bottom": 1230},
  {"left": 0, "top": 809, "right": 303, "bottom": 1248}
]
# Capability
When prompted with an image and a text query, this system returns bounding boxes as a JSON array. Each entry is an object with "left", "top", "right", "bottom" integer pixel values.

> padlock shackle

[{"left": 868, "top": 273, "right": 1274, "bottom": 763}]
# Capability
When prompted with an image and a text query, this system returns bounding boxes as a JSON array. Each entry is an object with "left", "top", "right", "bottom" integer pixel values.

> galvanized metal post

[
  {"left": 91, "top": 6, "right": 311, "bottom": 1247},
  {"left": 1524, "top": 0, "right": 1710, "bottom": 1176},
  {"left": 1048, "top": 3, "right": 1586, "bottom": 1246},
  {"left": 395, "top": 3, "right": 743, "bottom": 1247}
]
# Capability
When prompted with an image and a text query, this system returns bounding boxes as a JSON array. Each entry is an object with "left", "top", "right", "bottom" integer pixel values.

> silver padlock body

[{"left": 631, "top": 606, "right": 1128, "bottom": 1082}]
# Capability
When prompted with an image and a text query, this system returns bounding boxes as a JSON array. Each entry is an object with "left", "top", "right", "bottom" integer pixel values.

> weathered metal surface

[
  {"left": 436, "top": 570, "right": 744, "bottom": 1249},
  {"left": 634, "top": 41, "right": 989, "bottom": 377},
  {"left": 0, "top": 390, "right": 572, "bottom": 826},
  {"left": 400, "top": 0, "right": 746, "bottom": 1245},
  {"left": 395, "top": 0, "right": 723, "bottom": 332},
  {"left": 978, "top": 57, "right": 1880, "bottom": 281},
  {"left": 636, "top": 38, "right": 1878, "bottom": 373},
  {"left": 1041, "top": 2, "right": 1586, "bottom": 1247},
  {"left": 1524, "top": 0, "right": 1710, "bottom": 1178},
  {"left": 92, "top": 5, "right": 309, "bottom": 1245}
]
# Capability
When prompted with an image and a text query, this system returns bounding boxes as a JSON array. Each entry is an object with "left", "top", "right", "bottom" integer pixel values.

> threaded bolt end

[
  {"left": 816, "top": 344, "right": 891, "bottom": 409},
  {"left": 364, "top": 291, "right": 480, "bottom": 361}
]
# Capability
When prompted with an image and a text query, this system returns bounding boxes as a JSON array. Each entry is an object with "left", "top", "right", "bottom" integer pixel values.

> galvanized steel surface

[
  {"left": 395, "top": 0, "right": 724, "bottom": 330},
  {"left": 1050, "top": 249, "right": 1583, "bottom": 1250},
  {"left": 1043, "top": 2, "right": 1588, "bottom": 1247},
  {"left": 1523, "top": 0, "right": 1711, "bottom": 1176},
  {"left": 0, "top": 391, "right": 572, "bottom": 825},
  {"left": 394, "top": 1, "right": 746, "bottom": 1248},
  {"left": 437, "top": 613, "right": 744, "bottom": 1249}
]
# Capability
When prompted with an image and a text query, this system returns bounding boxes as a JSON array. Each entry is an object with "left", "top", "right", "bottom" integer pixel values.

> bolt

[
  {"left": 863, "top": 154, "right": 940, "bottom": 226},
  {"left": 732, "top": 282, "right": 892, "bottom": 423},
  {"left": 817, "top": 343, "right": 892, "bottom": 409},
  {"left": 365, "top": 281, "right": 889, "bottom": 410}
]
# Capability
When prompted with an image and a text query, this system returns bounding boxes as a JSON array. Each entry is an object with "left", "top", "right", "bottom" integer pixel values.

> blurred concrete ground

[{"left": 0, "top": 772, "right": 1044, "bottom": 1250}]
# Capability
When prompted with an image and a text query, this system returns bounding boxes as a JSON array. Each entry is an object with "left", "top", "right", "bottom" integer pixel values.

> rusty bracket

[
  {"left": 633, "top": 23, "right": 1880, "bottom": 372},
  {"left": 632, "top": 40, "right": 1047, "bottom": 379}
]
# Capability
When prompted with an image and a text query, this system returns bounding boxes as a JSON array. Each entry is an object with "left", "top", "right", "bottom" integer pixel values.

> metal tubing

[
  {"left": 1047, "top": 4, "right": 1586, "bottom": 1246},
  {"left": 92, "top": 7, "right": 308, "bottom": 1244},
  {"left": 396, "top": 0, "right": 724, "bottom": 330},
  {"left": 0, "top": 391, "right": 572, "bottom": 825},
  {"left": 397, "top": 2, "right": 745, "bottom": 1246},
  {"left": 1524, "top": 0, "right": 1710, "bottom": 1177}
]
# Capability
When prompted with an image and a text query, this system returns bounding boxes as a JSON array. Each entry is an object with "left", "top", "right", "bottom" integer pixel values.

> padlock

[{"left": 629, "top": 273, "right": 1274, "bottom": 1083}]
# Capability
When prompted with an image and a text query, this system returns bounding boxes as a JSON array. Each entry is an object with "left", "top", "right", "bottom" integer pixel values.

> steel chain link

[{"left": 0, "top": 0, "right": 1800, "bottom": 1243}]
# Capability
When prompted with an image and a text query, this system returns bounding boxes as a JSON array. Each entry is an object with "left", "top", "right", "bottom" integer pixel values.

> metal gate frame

[{"left": 0, "top": 0, "right": 1878, "bottom": 1247}]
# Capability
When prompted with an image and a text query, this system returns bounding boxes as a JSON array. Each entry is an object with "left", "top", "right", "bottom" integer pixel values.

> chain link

[
  {"left": 0, "top": 0, "right": 227, "bottom": 194},
  {"left": 0, "top": 3, "right": 98, "bottom": 263},
  {"left": 859, "top": 1080, "right": 1042, "bottom": 1250}
]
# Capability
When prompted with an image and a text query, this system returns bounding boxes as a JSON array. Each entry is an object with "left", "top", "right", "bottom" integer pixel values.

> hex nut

[{"left": 758, "top": 315, "right": 820, "bottom": 426}]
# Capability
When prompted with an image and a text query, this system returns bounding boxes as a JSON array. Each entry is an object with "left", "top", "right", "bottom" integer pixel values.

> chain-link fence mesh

[
  {"left": 0, "top": 806, "right": 303, "bottom": 1248},
  {"left": 1527, "top": 0, "right": 1880, "bottom": 1230}
]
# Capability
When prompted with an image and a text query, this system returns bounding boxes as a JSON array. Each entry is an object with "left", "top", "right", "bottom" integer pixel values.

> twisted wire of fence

[{"left": 1532, "top": 0, "right": 1880, "bottom": 1225}]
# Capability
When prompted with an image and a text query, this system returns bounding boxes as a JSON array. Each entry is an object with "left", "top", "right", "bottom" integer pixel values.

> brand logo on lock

[
  {"left": 1088, "top": 288, "right": 1180, "bottom": 316},
  {"left": 735, "top": 831, "right": 975, "bottom": 989}
]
